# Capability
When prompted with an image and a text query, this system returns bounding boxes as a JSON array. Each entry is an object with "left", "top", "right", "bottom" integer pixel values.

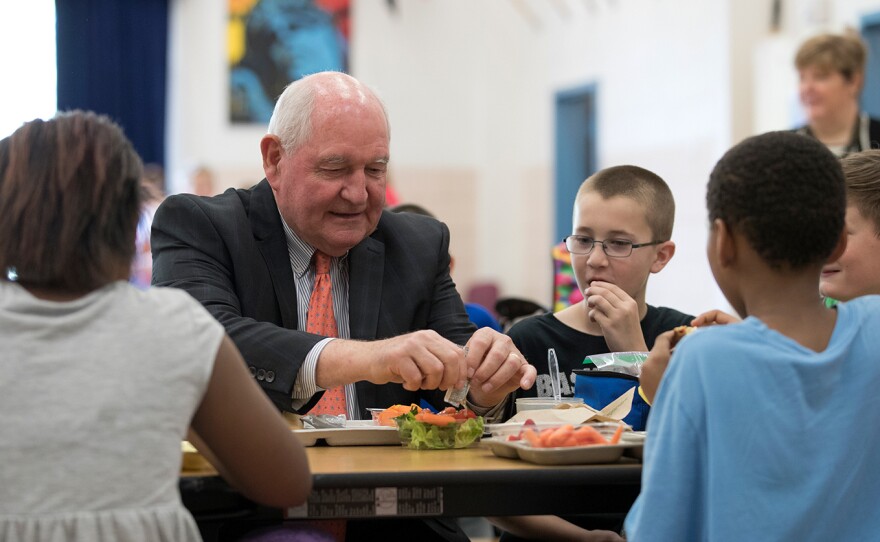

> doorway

[
  {"left": 861, "top": 12, "right": 880, "bottom": 118},
  {"left": 554, "top": 84, "right": 598, "bottom": 242}
]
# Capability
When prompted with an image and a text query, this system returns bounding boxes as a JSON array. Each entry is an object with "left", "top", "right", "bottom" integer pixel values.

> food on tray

[
  {"left": 502, "top": 418, "right": 537, "bottom": 441},
  {"left": 375, "top": 404, "right": 421, "bottom": 426},
  {"left": 394, "top": 405, "right": 483, "bottom": 450},
  {"left": 518, "top": 423, "right": 624, "bottom": 448},
  {"left": 670, "top": 325, "right": 696, "bottom": 347}
]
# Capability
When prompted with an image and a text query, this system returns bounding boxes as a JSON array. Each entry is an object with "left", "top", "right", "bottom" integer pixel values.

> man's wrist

[
  {"left": 292, "top": 337, "right": 335, "bottom": 400},
  {"left": 467, "top": 393, "right": 510, "bottom": 423}
]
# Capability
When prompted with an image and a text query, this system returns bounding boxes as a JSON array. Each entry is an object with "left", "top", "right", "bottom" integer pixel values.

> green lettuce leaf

[{"left": 395, "top": 408, "right": 484, "bottom": 450}]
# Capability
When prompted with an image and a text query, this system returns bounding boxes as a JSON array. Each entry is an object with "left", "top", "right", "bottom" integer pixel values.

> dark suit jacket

[{"left": 151, "top": 180, "right": 477, "bottom": 415}]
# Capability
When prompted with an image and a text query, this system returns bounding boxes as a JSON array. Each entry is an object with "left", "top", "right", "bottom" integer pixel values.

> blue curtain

[{"left": 56, "top": 0, "right": 169, "bottom": 167}]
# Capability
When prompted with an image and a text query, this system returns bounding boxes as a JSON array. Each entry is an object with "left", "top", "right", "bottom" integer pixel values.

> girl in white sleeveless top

[{"left": 0, "top": 112, "right": 311, "bottom": 542}]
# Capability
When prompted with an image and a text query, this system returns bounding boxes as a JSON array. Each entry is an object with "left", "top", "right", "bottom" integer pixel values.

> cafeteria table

[{"left": 180, "top": 442, "right": 642, "bottom": 536}]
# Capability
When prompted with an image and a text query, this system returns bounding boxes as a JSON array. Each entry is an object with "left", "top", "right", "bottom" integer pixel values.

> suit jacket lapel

[
  {"left": 250, "top": 180, "right": 299, "bottom": 329},
  {"left": 348, "top": 235, "right": 384, "bottom": 341}
]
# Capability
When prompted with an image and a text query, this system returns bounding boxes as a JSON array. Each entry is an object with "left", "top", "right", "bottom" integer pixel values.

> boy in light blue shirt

[{"left": 626, "top": 131, "right": 880, "bottom": 541}]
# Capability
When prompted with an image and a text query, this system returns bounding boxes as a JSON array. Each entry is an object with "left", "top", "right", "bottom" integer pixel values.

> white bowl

[{"left": 515, "top": 397, "right": 585, "bottom": 413}]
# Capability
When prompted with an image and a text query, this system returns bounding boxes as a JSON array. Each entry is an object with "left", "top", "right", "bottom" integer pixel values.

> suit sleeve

[
  {"left": 151, "top": 194, "right": 322, "bottom": 412},
  {"left": 356, "top": 215, "right": 477, "bottom": 412},
  {"left": 428, "top": 222, "right": 478, "bottom": 343},
  {"left": 422, "top": 222, "right": 478, "bottom": 410}
]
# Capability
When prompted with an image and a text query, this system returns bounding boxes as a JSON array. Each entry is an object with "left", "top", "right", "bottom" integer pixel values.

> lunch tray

[
  {"left": 484, "top": 431, "right": 644, "bottom": 465},
  {"left": 292, "top": 420, "right": 399, "bottom": 447}
]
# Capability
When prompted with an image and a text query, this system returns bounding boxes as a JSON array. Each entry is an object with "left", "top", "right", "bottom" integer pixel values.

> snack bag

[{"left": 575, "top": 352, "right": 650, "bottom": 431}]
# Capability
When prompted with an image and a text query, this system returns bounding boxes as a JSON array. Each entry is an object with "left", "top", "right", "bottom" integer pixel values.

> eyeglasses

[{"left": 563, "top": 235, "right": 665, "bottom": 258}]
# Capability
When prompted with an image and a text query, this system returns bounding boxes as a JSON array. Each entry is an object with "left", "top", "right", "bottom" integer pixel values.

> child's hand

[
  {"left": 584, "top": 281, "right": 649, "bottom": 352},
  {"left": 640, "top": 329, "right": 674, "bottom": 404},
  {"left": 691, "top": 309, "right": 740, "bottom": 327}
]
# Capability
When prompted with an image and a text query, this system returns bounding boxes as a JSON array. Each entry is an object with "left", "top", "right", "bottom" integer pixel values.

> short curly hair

[{"left": 707, "top": 131, "right": 845, "bottom": 270}]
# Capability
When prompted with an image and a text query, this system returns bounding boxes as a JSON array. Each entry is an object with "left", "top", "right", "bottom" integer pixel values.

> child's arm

[
  {"left": 584, "top": 281, "right": 649, "bottom": 352},
  {"left": 691, "top": 309, "right": 740, "bottom": 327},
  {"left": 639, "top": 329, "right": 675, "bottom": 404},
  {"left": 189, "top": 336, "right": 312, "bottom": 508},
  {"left": 488, "top": 515, "right": 623, "bottom": 542}
]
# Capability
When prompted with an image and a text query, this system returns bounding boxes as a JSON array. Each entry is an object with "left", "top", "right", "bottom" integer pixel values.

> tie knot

[{"left": 314, "top": 251, "right": 332, "bottom": 275}]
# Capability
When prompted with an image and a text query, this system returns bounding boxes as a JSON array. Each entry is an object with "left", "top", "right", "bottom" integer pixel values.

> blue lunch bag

[{"left": 573, "top": 369, "right": 650, "bottom": 431}]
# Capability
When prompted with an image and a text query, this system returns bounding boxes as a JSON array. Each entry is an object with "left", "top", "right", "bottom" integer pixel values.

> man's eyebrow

[
  {"left": 316, "top": 155, "right": 389, "bottom": 165},
  {"left": 317, "top": 155, "right": 347, "bottom": 166}
]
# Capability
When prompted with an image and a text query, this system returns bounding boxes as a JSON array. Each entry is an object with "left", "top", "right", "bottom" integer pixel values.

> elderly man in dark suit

[{"left": 152, "top": 72, "right": 535, "bottom": 423}]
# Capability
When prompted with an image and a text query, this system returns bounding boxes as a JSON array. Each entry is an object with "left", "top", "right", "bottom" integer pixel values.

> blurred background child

[{"left": 820, "top": 148, "right": 880, "bottom": 301}]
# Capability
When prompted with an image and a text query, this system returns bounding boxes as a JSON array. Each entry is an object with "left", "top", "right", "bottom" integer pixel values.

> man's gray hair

[
  {"left": 267, "top": 72, "right": 390, "bottom": 154},
  {"left": 267, "top": 79, "right": 316, "bottom": 154}
]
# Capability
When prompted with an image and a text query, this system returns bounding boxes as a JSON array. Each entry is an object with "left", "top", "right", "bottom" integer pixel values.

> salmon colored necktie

[
  {"left": 302, "top": 252, "right": 348, "bottom": 540},
  {"left": 307, "top": 251, "right": 346, "bottom": 416}
]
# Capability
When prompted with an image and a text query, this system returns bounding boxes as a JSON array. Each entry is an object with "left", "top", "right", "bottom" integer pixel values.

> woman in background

[
  {"left": 795, "top": 31, "right": 880, "bottom": 157},
  {"left": 0, "top": 111, "right": 311, "bottom": 541}
]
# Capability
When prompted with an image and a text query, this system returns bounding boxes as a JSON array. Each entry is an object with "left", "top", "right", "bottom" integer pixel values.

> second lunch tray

[{"left": 293, "top": 420, "right": 400, "bottom": 447}]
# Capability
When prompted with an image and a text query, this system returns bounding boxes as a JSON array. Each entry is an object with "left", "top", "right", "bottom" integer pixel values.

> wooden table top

[
  {"left": 181, "top": 442, "right": 641, "bottom": 519},
  {"left": 183, "top": 441, "right": 640, "bottom": 477}
]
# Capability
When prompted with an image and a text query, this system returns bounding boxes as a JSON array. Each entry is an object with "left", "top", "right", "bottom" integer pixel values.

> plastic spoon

[{"left": 548, "top": 348, "right": 561, "bottom": 403}]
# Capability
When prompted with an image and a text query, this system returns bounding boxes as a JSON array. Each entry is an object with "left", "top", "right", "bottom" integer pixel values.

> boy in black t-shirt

[
  {"left": 507, "top": 166, "right": 693, "bottom": 409},
  {"left": 492, "top": 166, "right": 693, "bottom": 541}
]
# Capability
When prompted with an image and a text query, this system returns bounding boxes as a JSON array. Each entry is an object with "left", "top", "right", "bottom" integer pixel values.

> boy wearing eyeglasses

[
  {"left": 505, "top": 165, "right": 693, "bottom": 407},
  {"left": 492, "top": 166, "right": 692, "bottom": 541}
]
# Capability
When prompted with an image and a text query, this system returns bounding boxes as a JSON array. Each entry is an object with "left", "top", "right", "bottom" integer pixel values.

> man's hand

[
  {"left": 464, "top": 328, "right": 537, "bottom": 407},
  {"left": 584, "top": 281, "right": 648, "bottom": 352},
  {"left": 320, "top": 330, "right": 467, "bottom": 392},
  {"left": 639, "top": 329, "right": 674, "bottom": 404},
  {"left": 317, "top": 328, "right": 536, "bottom": 408},
  {"left": 691, "top": 309, "right": 740, "bottom": 327},
  {"left": 370, "top": 330, "right": 469, "bottom": 391}
]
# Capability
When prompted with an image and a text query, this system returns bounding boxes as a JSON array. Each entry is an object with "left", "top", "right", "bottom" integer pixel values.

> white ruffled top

[{"left": 0, "top": 281, "right": 224, "bottom": 542}]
